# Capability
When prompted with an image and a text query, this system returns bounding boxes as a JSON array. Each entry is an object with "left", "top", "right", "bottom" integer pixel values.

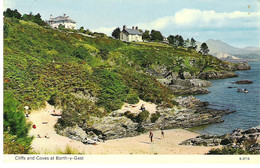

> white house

[
  {"left": 120, "top": 25, "right": 143, "bottom": 42},
  {"left": 47, "top": 14, "right": 76, "bottom": 29}
]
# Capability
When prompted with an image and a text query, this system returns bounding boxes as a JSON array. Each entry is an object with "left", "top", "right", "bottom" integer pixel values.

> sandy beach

[{"left": 28, "top": 102, "right": 216, "bottom": 154}]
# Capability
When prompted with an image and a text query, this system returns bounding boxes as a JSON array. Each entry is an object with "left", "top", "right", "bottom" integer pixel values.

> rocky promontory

[
  {"left": 56, "top": 96, "right": 235, "bottom": 142},
  {"left": 180, "top": 126, "right": 260, "bottom": 154}
]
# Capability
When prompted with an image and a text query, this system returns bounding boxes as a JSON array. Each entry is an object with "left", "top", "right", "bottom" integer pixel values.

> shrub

[
  {"left": 124, "top": 111, "right": 137, "bottom": 122},
  {"left": 72, "top": 45, "right": 92, "bottom": 60},
  {"left": 126, "top": 92, "right": 139, "bottom": 104},
  {"left": 3, "top": 92, "right": 32, "bottom": 154},
  {"left": 136, "top": 110, "right": 150, "bottom": 123},
  {"left": 150, "top": 111, "right": 161, "bottom": 123},
  {"left": 93, "top": 69, "right": 129, "bottom": 112},
  {"left": 3, "top": 132, "right": 32, "bottom": 154}
]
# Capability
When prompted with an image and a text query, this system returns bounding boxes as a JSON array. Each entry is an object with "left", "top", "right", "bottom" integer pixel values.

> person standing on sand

[
  {"left": 161, "top": 130, "right": 164, "bottom": 139},
  {"left": 149, "top": 131, "right": 153, "bottom": 143}
]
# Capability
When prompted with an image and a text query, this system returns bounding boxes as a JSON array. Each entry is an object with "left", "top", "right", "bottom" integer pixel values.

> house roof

[
  {"left": 123, "top": 28, "right": 142, "bottom": 35},
  {"left": 49, "top": 16, "right": 76, "bottom": 23}
]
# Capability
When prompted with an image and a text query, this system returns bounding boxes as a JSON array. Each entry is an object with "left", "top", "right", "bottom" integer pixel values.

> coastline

[{"left": 28, "top": 104, "right": 216, "bottom": 154}]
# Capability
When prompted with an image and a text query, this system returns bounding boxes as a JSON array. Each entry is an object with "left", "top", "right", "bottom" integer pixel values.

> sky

[{"left": 3, "top": 0, "right": 260, "bottom": 48}]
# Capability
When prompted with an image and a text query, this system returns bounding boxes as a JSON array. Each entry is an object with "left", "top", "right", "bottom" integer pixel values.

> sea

[{"left": 191, "top": 61, "right": 260, "bottom": 135}]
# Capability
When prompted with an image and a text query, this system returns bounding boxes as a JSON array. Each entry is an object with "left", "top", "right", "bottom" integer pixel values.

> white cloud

[
  {"left": 174, "top": 8, "right": 260, "bottom": 27},
  {"left": 93, "top": 8, "right": 260, "bottom": 35},
  {"left": 3, "top": 0, "right": 15, "bottom": 10}
]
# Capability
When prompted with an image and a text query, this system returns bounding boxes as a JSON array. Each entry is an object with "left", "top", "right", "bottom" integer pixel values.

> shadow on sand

[{"left": 139, "top": 141, "right": 151, "bottom": 144}]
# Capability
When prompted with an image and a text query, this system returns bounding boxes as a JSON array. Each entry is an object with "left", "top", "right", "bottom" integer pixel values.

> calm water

[{"left": 191, "top": 61, "right": 260, "bottom": 135}]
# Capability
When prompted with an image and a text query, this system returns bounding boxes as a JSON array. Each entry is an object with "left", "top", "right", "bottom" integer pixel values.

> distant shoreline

[{"left": 223, "top": 59, "right": 259, "bottom": 63}]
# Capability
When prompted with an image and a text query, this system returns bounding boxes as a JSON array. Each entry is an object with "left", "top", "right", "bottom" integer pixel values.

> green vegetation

[
  {"left": 151, "top": 112, "right": 161, "bottom": 123},
  {"left": 112, "top": 27, "right": 121, "bottom": 39},
  {"left": 3, "top": 92, "right": 32, "bottom": 154},
  {"left": 3, "top": 9, "right": 238, "bottom": 153},
  {"left": 199, "top": 42, "right": 210, "bottom": 55},
  {"left": 136, "top": 110, "right": 150, "bottom": 123}
]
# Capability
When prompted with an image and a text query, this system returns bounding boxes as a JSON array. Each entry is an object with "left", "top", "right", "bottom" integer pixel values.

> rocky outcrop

[
  {"left": 83, "top": 116, "right": 139, "bottom": 140},
  {"left": 234, "top": 80, "right": 253, "bottom": 84},
  {"left": 169, "top": 85, "right": 210, "bottom": 95},
  {"left": 199, "top": 71, "right": 238, "bottom": 79},
  {"left": 58, "top": 125, "right": 103, "bottom": 144},
  {"left": 168, "top": 79, "right": 211, "bottom": 95},
  {"left": 180, "top": 126, "right": 260, "bottom": 154},
  {"left": 235, "top": 62, "right": 251, "bottom": 70}
]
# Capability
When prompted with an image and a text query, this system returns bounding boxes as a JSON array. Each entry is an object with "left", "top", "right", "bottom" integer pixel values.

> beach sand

[{"left": 28, "top": 102, "right": 216, "bottom": 154}]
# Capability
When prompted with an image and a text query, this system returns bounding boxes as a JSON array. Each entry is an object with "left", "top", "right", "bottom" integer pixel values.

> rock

[
  {"left": 175, "top": 96, "right": 209, "bottom": 108},
  {"left": 183, "top": 72, "right": 192, "bottom": 79},
  {"left": 61, "top": 125, "right": 88, "bottom": 142},
  {"left": 87, "top": 116, "right": 138, "bottom": 140},
  {"left": 234, "top": 80, "right": 253, "bottom": 84},
  {"left": 180, "top": 126, "right": 260, "bottom": 154},
  {"left": 235, "top": 62, "right": 251, "bottom": 70},
  {"left": 157, "top": 78, "right": 172, "bottom": 86},
  {"left": 169, "top": 85, "right": 210, "bottom": 95},
  {"left": 173, "top": 79, "right": 211, "bottom": 87},
  {"left": 199, "top": 71, "right": 238, "bottom": 79}
]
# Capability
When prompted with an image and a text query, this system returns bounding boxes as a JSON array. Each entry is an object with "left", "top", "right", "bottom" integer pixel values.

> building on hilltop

[
  {"left": 47, "top": 14, "right": 76, "bottom": 29},
  {"left": 120, "top": 25, "right": 143, "bottom": 42}
]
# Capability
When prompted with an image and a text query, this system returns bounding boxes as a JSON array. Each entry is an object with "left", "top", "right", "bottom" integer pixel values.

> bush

[
  {"left": 150, "top": 112, "right": 161, "bottom": 123},
  {"left": 3, "top": 92, "right": 32, "bottom": 154},
  {"left": 136, "top": 110, "right": 150, "bottom": 123},
  {"left": 124, "top": 111, "right": 137, "bottom": 122},
  {"left": 72, "top": 45, "right": 92, "bottom": 60},
  {"left": 126, "top": 92, "right": 139, "bottom": 104},
  {"left": 93, "top": 69, "right": 129, "bottom": 112},
  {"left": 3, "top": 132, "right": 32, "bottom": 154}
]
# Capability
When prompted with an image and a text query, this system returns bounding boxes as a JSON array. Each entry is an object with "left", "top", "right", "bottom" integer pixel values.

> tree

[
  {"left": 112, "top": 27, "right": 121, "bottom": 39},
  {"left": 4, "top": 92, "right": 29, "bottom": 138},
  {"left": 150, "top": 30, "right": 163, "bottom": 41},
  {"left": 142, "top": 30, "right": 150, "bottom": 40},
  {"left": 78, "top": 26, "right": 85, "bottom": 33},
  {"left": 177, "top": 35, "right": 184, "bottom": 47},
  {"left": 200, "top": 43, "right": 210, "bottom": 55},
  {"left": 33, "top": 13, "right": 45, "bottom": 26},
  {"left": 184, "top": 38, "right": 190, "bottom": 48},
  {"left": 190, "top": 37, "right": 197, "bottom": 50},
  {"left": 3, "top": 8, "right": 22, "bottom": 19},
  {"left": 58, "top": 24, "right": 65, "bottom": 30}
]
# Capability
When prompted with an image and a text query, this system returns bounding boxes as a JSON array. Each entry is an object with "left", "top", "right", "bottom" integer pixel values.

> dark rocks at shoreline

[
  {"left": 179, "top": 126, "right": 260, "bottom": 154},
  {"left": 86, "top": 97, "right": 234, "bottom": 141},
  {"left": 157, "top": 78, "right": 212, "bottom": 95},
  {"left": 199, "top": 71, "right": 238, "bottom": 79},
  {"left": 169, "top": 85, "right": 210, "bottom": 95},
  {"left": 235, "top": 62, "right": 251, "bottom": 70},
  {"left": 234, "top": 80, "right": 253, "bottom": 84}
]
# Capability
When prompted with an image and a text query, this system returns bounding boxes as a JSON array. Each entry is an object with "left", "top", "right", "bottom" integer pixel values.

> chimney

[
  {"left": 64, "top": 14, "right": 66, "bottom": 17},
  {"left": 132, "top": 26, "right": 134, "bottom": 29},
  {"left": 50, "top": 14, "right": 53, "bottom": 18},
  {"left": 135, "top": 26, "right": 138, "bottom": 30},
  {"left": 123, "top": 25, "right": 126, "bottom": 30}
]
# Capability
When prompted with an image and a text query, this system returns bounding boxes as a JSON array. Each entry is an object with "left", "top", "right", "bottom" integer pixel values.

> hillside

[
  {"left": 4, "top": 18, "right": 240, "bottom": 113},
  {"left": 4, "top": 18, "right": 251, "bottom": 152},
  {"left": 197, "top": 39, "right": 260, "bottom": 60}
]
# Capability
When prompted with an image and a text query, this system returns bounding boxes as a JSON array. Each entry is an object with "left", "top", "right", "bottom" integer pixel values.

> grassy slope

[{"left": 4, "top": 18, "right": 236, "bottom": 123}]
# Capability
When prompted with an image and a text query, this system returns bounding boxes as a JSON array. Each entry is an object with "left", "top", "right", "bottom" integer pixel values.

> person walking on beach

[
  {"left": 149, "top": 131, "right": 153, "bottom": 143},
  {"left": 161, "top": 130, "right": 164, "bottom": 139}
]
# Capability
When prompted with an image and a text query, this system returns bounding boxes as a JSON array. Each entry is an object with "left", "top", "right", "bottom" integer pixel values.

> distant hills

[{"left": 197, "top": 39, "right": 260, "bottom": 61}]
